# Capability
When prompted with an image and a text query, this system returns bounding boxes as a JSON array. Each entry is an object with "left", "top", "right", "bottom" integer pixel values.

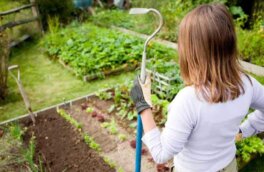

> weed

[
  {"left": 23, "top": 136, "right": 38, "bottom": 172},
  {"left": 9, "top": 124, "right": 24, "bottom": 141}
]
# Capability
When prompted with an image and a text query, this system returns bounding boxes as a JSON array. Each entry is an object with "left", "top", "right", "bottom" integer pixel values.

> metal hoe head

[{"left": 129, "top": 8, "right": 163, "bottom": 83}]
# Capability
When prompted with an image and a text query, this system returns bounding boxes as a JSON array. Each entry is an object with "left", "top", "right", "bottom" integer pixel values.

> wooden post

[
  {"left": 30, "top": 0, "right": 44, "bottom": 34},
  {"left": 0, "top": 31, "right": 10, "bottom": 100}
]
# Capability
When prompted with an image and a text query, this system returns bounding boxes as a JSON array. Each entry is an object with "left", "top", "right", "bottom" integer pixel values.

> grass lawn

[{"left": 0, "top": 41, "right": 135, "bottom": 122}]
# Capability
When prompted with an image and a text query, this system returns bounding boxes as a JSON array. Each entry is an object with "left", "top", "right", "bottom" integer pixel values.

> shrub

[
  {"left": 237, "top": 28, "right": 264, "bottom": 66},
  {"left": 36, "top": 0, "right": 75, "bottom": 30}
]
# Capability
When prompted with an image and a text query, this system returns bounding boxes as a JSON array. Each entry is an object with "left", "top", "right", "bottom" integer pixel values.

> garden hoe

[
  {"left": 129, "top": 8, "right": 163, "bottom": 172},
  {"left": 8, "top": 65, "right": 36, "bottom": 124}
]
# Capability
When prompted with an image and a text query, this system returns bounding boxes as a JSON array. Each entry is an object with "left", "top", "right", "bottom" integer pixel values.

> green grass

[
  {"left": 254, "top": 75, "right": 264, "bottom": 85},
  {"left": 0, "top": 0, "right": 21, "bottom": 11},
  {"left": 0, "top": 42, "right": 135, "bottom": 122}
]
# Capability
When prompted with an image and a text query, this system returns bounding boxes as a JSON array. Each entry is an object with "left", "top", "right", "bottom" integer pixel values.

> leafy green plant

[
  {"left": 117, "top": 167, "right": 125, "bottom": 172},
  {"left": 103, "top": 157, "right": 116, "bottom": 169},
  {"left": 96, "top": 91, "right": 112, "bottom": 101},
  {"left": 36, "top": 0, "right": 75, "bottom": 30},
  {"left": 23, "top": 136, "right": 38, "bottom": 172},
  {"left": 237, "top": 28, "right": 264, "bottom": 67},
  {"left": 48, "top": 16, "right": 60, "bottom": 35},
  {"left": 83, "top": 134, "right": 101, "bottom": 152},
  {"left": 42, "top": 23, "right": 177, "bottom": 77},
  {"left": 57, "top": 108, "right": 82, "bottom": 129},
  {"left": 86, "top": 107, "right": 94, "bottom": 114},
  {"left": 9, "top": 124, "right": 24, "bottom": 141},
  {"left": 118, "top": 134, "right": 127, "bottom": 142},
  {"left": 236, "top": 136, "right": 264, "bottom": 163},
  {"left": 151, "top": 94, "right": 170, "bottom": 125},
  {"left": 101, "top": 119, "right": 118, "bottom": 135}
]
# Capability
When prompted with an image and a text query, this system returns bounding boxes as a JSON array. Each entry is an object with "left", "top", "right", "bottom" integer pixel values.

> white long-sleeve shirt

[{"left": 142, "top": 75, "right": 264, "bottom": 172}]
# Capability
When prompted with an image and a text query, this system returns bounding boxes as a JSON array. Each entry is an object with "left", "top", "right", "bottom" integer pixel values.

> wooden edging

[
  {"left": 113, "top": 26, "right": 264, "bottom": 76},
  {"left": 0, "top": 89, "right": 108, "bottom": 126},
  {"left": 83, "top": 63, "right": 138, "bottom": 82},
  {"left": 58, "top": 59, "right": 138, "bottom": 82}
]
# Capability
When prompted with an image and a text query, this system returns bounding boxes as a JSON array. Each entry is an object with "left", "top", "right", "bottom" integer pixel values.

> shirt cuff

[
  {"left": 142, "top": 127, "right": 161, "bottom": 146},
  {"left": 240, "top": 120, "right": 257, "bottom": 138}
]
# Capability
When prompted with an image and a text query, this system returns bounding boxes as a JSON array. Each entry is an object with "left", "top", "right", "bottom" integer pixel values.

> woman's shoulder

[{"left": 171, "top": 86, "right": 198, "bottom": 106}]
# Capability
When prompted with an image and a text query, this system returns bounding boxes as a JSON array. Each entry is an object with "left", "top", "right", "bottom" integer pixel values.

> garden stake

[
  {"left": 129, "top": 8, "right": 163, "bottom": 172},
  {"left": 8, "top": 65, "right": 36, "bottom": 124}
]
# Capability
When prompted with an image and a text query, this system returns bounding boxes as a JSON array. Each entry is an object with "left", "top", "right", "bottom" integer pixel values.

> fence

[{"left": 0, "top": 0, "right": 43, "bottom": 46}]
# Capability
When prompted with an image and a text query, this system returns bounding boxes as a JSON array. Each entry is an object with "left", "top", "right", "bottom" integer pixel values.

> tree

[{"left": 0, "top": 31, "right": 10, "bottom": 100}]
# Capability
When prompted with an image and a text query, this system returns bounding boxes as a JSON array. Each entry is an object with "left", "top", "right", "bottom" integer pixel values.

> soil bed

[{"left": 21, "top": 110, "right": 114, "bottom": 172}]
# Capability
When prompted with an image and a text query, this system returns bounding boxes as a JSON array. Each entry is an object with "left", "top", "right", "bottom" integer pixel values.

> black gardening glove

[{"left": 130, "top": 74, "right": 152, "bottom": 114}]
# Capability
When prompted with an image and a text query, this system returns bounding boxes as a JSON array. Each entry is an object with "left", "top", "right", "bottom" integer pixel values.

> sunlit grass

[{"left": 0, "top": 42, "right": 135, "bottom": 122}]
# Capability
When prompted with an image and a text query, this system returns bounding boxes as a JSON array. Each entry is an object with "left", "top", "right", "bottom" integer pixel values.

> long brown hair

[{"left": 178, "top": 3, "right": 245, "bottom": 103}]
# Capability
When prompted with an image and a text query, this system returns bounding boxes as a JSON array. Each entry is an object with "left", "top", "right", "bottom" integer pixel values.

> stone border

[{"left": 113, "top": 26, "right": 264, "bottom": 76}]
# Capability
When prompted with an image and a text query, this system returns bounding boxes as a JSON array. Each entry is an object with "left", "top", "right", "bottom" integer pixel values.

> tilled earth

[{"left": 22, "top": 111, "right": 115, "bottom": 172}]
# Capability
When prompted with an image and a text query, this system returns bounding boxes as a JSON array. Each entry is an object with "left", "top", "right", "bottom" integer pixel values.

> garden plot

[
  {"left": 1, "top": 86, "right": 263, "bottom": 172},
  {"left": 71, "top": 87, "right": 264, "bottom": 171},
  {"left": 42, "top": 22, "right": 178, "bottom": 81},
  {"left": 0, "top": 109, "right": 115, "bottom": 172}
]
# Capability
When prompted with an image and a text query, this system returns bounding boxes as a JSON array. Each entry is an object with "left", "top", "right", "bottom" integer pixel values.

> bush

[
  {"left": 36, "top": 0, "right": 75, "bottom": 30},
  {"left": 237, "top": 28, "right": 264, "bottom": 66}
]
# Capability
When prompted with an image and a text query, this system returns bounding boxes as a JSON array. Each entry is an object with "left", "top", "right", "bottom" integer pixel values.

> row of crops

[{"left": 43, "top": 22, "right": 177, "bottom": 77}]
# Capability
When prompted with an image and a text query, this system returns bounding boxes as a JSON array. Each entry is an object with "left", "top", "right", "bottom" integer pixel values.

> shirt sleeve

[
  {"left": 240, "top": 77, "right": 264, "bottom": 138},
  {"left": 142, "top": 89, "right": 196, "bottom": 164}
]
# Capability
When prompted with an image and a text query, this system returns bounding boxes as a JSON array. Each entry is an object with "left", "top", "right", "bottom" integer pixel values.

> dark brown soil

[{"left": 22, "top": 111, "right": 115, "bottom": 172}]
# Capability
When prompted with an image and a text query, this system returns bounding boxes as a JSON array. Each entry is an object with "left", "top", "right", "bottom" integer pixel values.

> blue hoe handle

[{"left": 135, "top": 114, "right": 143, "bottom": 172}]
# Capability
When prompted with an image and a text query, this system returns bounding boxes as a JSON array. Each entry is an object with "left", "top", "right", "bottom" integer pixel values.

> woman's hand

[{"left": 130, "top": 74, "right": 152, "bottom": 114}]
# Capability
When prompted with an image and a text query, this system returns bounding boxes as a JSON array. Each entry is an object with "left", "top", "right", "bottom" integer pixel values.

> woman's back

[{"left": 173, "top": 75, "right": 257, "bottom": 171}]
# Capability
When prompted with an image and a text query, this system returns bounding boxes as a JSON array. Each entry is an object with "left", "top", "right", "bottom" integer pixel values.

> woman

[{"left": 130, "top": 3, "right": 264, "bottom": 172}]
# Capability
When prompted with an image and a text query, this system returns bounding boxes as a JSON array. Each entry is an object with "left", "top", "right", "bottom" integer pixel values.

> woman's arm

[
  {"left": 240, "top": 77, "right": 264, "bottom": 138},
  {"left": 140, "top": 109, "right": 157, "bottom": 132},
  {"left": 131, "top": 75, "right": 195, "bottom": 164}
]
